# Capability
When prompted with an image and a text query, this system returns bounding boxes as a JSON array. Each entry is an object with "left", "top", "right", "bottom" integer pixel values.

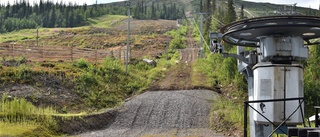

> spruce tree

[{"left": 224, "top": 0, "right": 236, "bottom": 24}]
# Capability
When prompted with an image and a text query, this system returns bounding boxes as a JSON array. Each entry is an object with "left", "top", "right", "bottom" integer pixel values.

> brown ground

[{"left": 0, "top": 19, "right": 177, "bottom": 62}]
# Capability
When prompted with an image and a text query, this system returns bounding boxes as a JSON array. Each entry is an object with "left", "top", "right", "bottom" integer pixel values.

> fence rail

[{"left": 0, "top": 44, "right": 128, "bottom": 62}]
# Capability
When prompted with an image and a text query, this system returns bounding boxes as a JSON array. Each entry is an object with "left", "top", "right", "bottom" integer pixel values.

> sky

[{"left": 1, "top": 0, "right": 319, "bottom": 9}]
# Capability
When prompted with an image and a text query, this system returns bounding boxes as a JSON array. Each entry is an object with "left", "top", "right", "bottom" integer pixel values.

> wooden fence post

[
  {"left": 71, "top": 45, "right": 74, "bottom": 62},
  {"left": 11, "top": 44, "right": 14, "bottom": 59},
  {"left": 95, "top": 45, "right": 98, "bottom": 64},
  {"left": 123, "top": 50, "right": 125, "bottom": 62},
  {"left": 42, "top": 43, "right": 44, "bottom": 61}
]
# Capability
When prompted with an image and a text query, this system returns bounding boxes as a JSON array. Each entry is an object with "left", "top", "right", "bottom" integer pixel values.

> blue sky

[{"left": 2, "top": 0, "right": 319, "bottom": 9}]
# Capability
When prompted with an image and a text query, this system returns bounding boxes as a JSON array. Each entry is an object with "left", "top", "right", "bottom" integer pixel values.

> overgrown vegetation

[
  {"left": 0, "top": 45, "right": 180, "bottom": 136},
  {"left": 303, "top": 45, "right": 320, "bottom": 116},
  {"left": 167, "top": 23, "right": 187, "bottom": 49},
  {"left": 193, "top": 52, "right": 247, "bottom": 134}
]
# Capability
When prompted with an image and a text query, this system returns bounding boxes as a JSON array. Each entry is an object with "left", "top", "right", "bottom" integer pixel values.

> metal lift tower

[{"left": 211, "top": 16, "right": 320, "bottom": 136}]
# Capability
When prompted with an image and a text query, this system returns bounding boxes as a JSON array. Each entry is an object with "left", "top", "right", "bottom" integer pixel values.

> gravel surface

[{"left": 78, "top": 90, "right": 224, "bottom": 137}]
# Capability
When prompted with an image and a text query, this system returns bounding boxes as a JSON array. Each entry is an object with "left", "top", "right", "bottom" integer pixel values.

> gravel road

[{"left": 78, "top": 90, "right": 224, "bottom": 137}]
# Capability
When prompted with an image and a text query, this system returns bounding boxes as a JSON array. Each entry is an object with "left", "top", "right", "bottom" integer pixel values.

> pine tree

[
  {"left": 151, "top": 2, "right": 157, "bottom": 19},
  {"left": 224, "top": 0, "right": 236, "bottom": 24},
  {"left": 49, "top": 7, "right": 56, "bottom": 27}
]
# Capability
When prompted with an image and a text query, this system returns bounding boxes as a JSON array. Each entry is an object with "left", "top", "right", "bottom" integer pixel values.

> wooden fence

[{"left": 0, "top": 44, "right": 129, "bottom": 63}]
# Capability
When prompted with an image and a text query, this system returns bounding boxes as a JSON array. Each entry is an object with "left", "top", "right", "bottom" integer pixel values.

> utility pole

[
  {"left": 126, "top": 1, "right": 131, "bottom": 75},
  {"left": 192, "top": 13, "right": 207, "bottom": 58},
  {"left": 200, "top": 14, "right": 204, "bottom": 58}
]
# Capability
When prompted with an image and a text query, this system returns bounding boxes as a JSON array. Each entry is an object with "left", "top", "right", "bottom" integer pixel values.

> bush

[
  {"left": 75, "top": 58, "right": 89, "bottom": 69},
  {"left": 135, "top": 61, "right": 152, "bottom": 71}
]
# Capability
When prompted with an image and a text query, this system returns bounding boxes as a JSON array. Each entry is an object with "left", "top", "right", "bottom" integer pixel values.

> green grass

[
  {"left": 0, "top": 122, "right": 38, "bottom": 136},
  {"left": 0, "top": 16, "right": 183, "bottom": 136},
  {"left": 0, "top": 15, "right": 127, "bottom": 43},
  {"left": 0, "top": 96, "right": 59, "bottom": 136},
  {"left": 88, "top": 15, "right": 127, "bottom": 28},
  {"left": 0, "top": 50, "right": 180, "bottom": 136},
  {"left": 211, "top": 97, "right": 244, "bottom": 128},
  {"left": 193, "top": 50, "right": 247, "bottom": 135},
  {"left": 166, "top": 24, "right": 188, "bottom": 49}
]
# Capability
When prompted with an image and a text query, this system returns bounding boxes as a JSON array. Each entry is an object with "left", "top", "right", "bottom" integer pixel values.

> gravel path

[{"left": 78, "top": 90, "right": 224, "bottom": 137}]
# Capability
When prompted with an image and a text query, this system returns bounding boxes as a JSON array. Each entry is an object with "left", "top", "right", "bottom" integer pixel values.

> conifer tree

[{"left": 224, "top": 0, "right": 236, "bottom": 24}]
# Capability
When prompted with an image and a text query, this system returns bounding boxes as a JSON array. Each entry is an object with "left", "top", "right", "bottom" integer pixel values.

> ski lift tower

[{"left": 215, "top": 16, "right": 320, "bottom": 136}]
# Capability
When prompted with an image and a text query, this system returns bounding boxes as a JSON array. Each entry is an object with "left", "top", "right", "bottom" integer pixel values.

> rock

[{"left": 142, "top": 59, "right": 157, "bottom": 67}]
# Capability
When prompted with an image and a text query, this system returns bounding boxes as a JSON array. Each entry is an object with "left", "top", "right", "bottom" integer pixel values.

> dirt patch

[
  {"left": 56, "top": 110, "right": 117, "bottom": 135},
  {"left": 0, "top": 74, "right": 85, "bottom": 113}
]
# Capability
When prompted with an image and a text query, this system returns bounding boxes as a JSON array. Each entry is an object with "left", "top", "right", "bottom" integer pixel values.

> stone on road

[{"left": 78, "top": 90, "right": 224, "bottom": 137}]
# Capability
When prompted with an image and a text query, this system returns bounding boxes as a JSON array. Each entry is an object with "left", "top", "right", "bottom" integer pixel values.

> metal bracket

[
  {"left": 244, "top": 97, "right": 306, "bottom": 137},
  {"left": 222, "top": 53, "right": 249, "bottom": 64}
]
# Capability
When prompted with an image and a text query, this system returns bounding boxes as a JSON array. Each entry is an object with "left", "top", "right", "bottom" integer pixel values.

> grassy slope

[
  {"left": 0, "top": 14, "right": 185, "bottom": 136},
  {"left": 234, "top": 0, "right": 319, "bottom": 17},
  {"left": 0, "top": 15, "right": 127, "bottom": 46}
]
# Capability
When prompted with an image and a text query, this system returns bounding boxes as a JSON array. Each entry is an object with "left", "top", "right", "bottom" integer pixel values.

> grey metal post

[
  {"left": 316, "top": 106, "right": 320, "bottom": 127},
  {"left": 244, "top": 102, "right": 248, "bottom": 137},
  {"left": 200, "top": 14, "right": 203, "bottom": 58},
  {"left": 126, "top": 1, "right": 131, "bottom": 75}
]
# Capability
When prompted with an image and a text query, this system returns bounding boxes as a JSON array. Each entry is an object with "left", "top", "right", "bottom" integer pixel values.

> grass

[
  {"left": 0, "top": 15, "right": 127, "bottom": 43},
  {"left": 192, "top": 50, "right": 247, "bottom": 135},
  {"left": 0, "top": 122, "right": 38, "bottom": 136},
  {"left": 211, "top": 96, "right": 244, "bottom": 127},
  {"left": 0, "top": 96, "right": 59, "bottom": 136},
  {"left": 0, "top": 49, "right": 180, "bottom": 136},
  {"left": 88, "top": 15, "right": 127, "bottom": 28},
  {"left": 0, "top": 16, "right": 183, "bottom": 136}
]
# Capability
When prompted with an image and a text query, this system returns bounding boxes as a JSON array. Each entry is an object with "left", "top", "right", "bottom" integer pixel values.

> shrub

[{"left": 75, "top": 58, "right": 89, "bottom": 69}]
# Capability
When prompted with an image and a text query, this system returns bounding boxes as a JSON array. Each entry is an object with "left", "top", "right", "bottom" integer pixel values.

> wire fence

[{"left": 0, "top": 44, "right": 129, "bottom": 63}]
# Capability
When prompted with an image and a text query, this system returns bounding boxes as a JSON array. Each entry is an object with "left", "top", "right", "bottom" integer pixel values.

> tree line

[
  {"left": 0, "top": 0, "right": 127, "bottom": 32},
  {"left": 132, "top": 1, "right": 185, "bottom": 20}
]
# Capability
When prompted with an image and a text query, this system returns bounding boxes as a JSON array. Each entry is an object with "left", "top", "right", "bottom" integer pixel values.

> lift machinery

[{"left": 210, "top": 16, "right": 320, "bottom": 137}]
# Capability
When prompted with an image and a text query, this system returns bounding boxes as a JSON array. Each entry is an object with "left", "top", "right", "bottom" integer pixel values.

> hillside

[
  {"left": 0, "top": 0, "right": 320, "bottom": 136},
  {"left": 234, "top": 0, "right": 319, "bottom": 17}
]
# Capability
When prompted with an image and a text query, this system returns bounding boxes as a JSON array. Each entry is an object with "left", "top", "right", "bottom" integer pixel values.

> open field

[{"left": 0, "top": 15, "right": 177, "bottom": 62}]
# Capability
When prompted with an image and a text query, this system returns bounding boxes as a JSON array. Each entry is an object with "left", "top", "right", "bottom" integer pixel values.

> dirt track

[
  {"left": 78, "top": 90, "right": 224, "bottom": 137},
  {"left": 76, "top": 19, "right": 224, "bottom": 137},
  {"left": 150, "top": 19, "right": 200, "bottom": 90}
]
